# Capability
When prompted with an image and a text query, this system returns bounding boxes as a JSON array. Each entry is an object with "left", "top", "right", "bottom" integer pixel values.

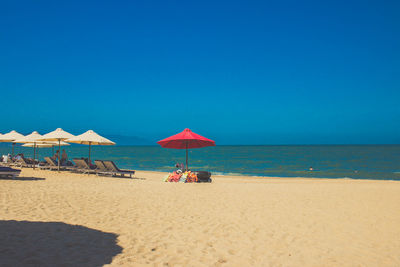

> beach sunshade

[
  {"left": 22, "top": 141, "right": 70, "bottom": 148},
  {"left": 157, "top": 128, "right": 215, "bottom": 171},
  {"left": 39, "top": 128, "right": 75, "bottom": 171},
  {"left": 22, "top": 141, "right": 70, "bottom": 158},
  {"left": 0, "top": 130, "right": 25, "bottom": 142},
  {"left": 0, "top": 130, "right": 25, "bottom": 156},
  {"left": 14, "top": 131, "right": 44, "bottom": 169},
  {"left": 66, "top": 130, "right": 115, "bottom": 163},
  {"left": 39, "top": 128, "right": 75, "bottom": 142},
  {"left": 22, "top": 141, "right": 70, "bottom": 164},
  {"left": 14, "top": 131, "right": 43, "bottom": 144}
]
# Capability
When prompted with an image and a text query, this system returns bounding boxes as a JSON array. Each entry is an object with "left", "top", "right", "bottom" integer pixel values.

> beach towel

[
  {"left": 179, "top": 172, "right": 188, "bottom": 183},
  {"left": 169, "top": 171, "right": 182, "bottom": 182}
]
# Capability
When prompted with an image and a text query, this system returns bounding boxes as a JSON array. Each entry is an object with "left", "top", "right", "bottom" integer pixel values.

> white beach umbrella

[
  {"left": 22, "top": 141, "right": 70, "bottom": 148},
  {"left": 0, "top": 130, "right": 24, "bottom": 142},
  {"left": 39, "top": 128, "right": 75, "bottom": 171},
  {"left": 14, "top": 131, "right": 43, "bottom": 143},
  {"left": 23, "top": 143, "right": 50, "bottom": 148},
  {"left": 14, "top": 131, "right": 43, "bottom": 168},
  {"left": 0, "top": 130, "right": 25, "bottom": 156},
  {"left": 22, "top": 141, "right": 70, "bottom": 164},
  {"left": 22, "top": 141, "right": 70, "bottom": 154},
  {"left": 66, "top": 130, "right": 115, "bottom": 163}
]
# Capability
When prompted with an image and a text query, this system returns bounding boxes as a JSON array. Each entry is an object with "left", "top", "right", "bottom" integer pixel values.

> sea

[{"left": 1, "top": 145, "right": 400, "bottom": 180}]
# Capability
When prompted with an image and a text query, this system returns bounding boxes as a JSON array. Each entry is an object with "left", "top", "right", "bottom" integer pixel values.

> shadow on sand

[
  {"left": 0, "top": 177, "right": 45, "bottom": 181},
  {"left": 0, "top": 220, "right": 122, "bottom": 267}
]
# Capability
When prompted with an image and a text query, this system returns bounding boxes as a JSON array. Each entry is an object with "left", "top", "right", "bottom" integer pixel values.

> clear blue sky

[{"left": 1, "top": 0, "right": 399, "bottom": 144}]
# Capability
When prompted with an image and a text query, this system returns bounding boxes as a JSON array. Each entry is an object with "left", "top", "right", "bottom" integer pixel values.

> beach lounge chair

[
  {"left": 103, "top": 161, "right": 135, "bottom": 178},
  {"left": 39, "top": 157, "right": 52, "bottom": 170},
  {"left": 0, "top": 166, "right": 21, "bottom": 179},
  {"left": 94, "top": 160, "right": 114, "bottom": 177},
  {"left": 3, "top": 158, "right": 16, "bottom": 167},
  {"left": 42, "top": 157, "right": 65, "bottom": 171},
  {"left": 72, "top": 158, "right": 97, "bottom": 174},
  {"left": 16, "top": 158, "right": 35, "bottom": 168}
]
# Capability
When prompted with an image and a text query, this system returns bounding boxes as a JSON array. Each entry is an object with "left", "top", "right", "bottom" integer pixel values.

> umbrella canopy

[
  {"left": 22, "top": 141, "right": 70, "bottom": 148},
  {"left": 14, "top": 131, "right": 43, "bottom": 168},
  {"left": 39, "top": 128, "right": 75, "bottom": 142},
  {"left": 22, "top": 141, "right": 69, "bottom": 166},
  {"left": 38, "top": 128, "right": 75, "bottom": 171},
  {"left": 66, "top": 130, "right": 115, "bottom": 146},
  {"left": 14, "top": 131, "right": 43, "bottom": 144},
  {"left": 157, "top": 128, "right": 215, "bottom": 149},
  {"left": 23, "top": 141, "right": 70, "bottom": 158},
  {"left": 66, "top": 130, "right": 115, "bottom": 163},
  {"left": 157, "top": 128, "right": 215, "bottom": 171},
  {"left": 0, "top": 130, "right": 25, "bottom": 155},
  {"left": 0, "top": 130, "right": 24, "bottom": 142}
]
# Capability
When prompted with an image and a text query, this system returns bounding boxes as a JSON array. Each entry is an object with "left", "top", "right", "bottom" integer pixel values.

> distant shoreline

[
  {"left": 1, "top": 143, "right": 400, "bottom": 147},
  {"left": 132, "top": 168, "right": 400, "bottom": 182}
]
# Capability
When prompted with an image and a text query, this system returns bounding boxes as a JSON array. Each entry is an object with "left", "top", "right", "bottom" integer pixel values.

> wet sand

[{"left": 1, "top": 169, "right": 400, "bottom": 266}]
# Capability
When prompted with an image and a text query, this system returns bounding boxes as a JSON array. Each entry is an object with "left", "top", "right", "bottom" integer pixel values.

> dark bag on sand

[{"left": 195, "top": 171, "right": 212, "bottom": 183}]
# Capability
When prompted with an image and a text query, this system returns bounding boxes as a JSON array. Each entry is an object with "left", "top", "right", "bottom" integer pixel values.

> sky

[{"left": 1, "top": 0, "right": 399, "bottom": 145}]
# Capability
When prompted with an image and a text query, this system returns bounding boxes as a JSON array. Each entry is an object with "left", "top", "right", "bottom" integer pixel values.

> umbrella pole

[
  {"left": 186, "top": 142, "right": 188, "bottom": 172},
  {"left": 52, "top": 146, "right": 54, "bottom": 155},
  {"left": 58, "top": 139, "right": 60, "bottom": 172},
  {"left": 89, "top": 142, "right": 91, "bottom": 164},
  {"left": 12, "top": 143, "right": 15, "bottom": 156},
  {"left": 33, "top": 143, "right": 36, "bottom": 170}
]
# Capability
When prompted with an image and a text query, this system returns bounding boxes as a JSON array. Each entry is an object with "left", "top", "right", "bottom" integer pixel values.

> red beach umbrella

[{"left": 157, "top": 128, "right": 215, "bottom": 171}]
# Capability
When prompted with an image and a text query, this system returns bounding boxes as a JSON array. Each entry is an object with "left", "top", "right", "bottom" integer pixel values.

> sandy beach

[{"left": 1, "top": 169, "right": 399, "bottom": 266}]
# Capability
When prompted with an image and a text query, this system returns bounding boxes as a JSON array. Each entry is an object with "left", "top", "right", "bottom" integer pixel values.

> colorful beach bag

[{"left": 186, "top": 171, "right": 198, "bottom": 183}]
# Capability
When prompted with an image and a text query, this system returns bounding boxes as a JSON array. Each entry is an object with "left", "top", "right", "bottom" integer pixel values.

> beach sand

[{"left": 1, "top": 169, "right": 399, "bottom": 266}]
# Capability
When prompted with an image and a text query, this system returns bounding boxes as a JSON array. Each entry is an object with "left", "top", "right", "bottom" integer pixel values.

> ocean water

[{"left": 1, "top": 145, "right": 400, "bottom": 180}]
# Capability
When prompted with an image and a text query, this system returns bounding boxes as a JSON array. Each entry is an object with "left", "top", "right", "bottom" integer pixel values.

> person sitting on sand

[
  {"left": 51, "top": 150, "right": 59, "bottom": 163},
  {"left": 2, "top": 154, "right": 9, "bottom": 163},
  {"left": 61, "top": 149, "right": 68, "bottom": 165}
]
